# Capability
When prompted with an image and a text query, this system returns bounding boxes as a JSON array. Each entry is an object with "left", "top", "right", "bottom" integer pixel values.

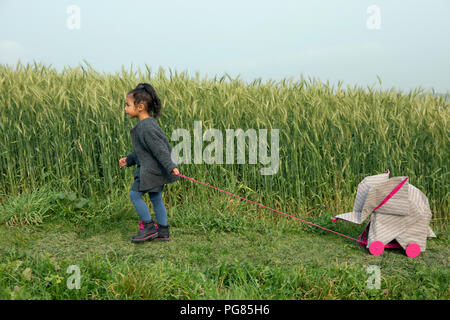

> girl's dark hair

[{"left": 127, "top": 83, "right": 162, "bottom": 118}]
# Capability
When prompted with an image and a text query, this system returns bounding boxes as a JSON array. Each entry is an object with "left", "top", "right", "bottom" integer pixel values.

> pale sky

[{"left": 1, "top": 0, "right": 449, "bottom": 93}]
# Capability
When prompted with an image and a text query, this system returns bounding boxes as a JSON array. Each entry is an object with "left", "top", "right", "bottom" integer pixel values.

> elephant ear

[
  {"left": 360, "top": 185, "right": 379, "bottom": 221},
  {"left": 362, "top": 177, "right": 410, "bottom": 217},
  {"left": 333, "top": 171, "right": 390, "bottom": 223}
]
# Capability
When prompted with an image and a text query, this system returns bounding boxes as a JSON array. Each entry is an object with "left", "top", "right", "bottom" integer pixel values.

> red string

[{"left": 176, "top": 173, "right": 363, "bottom": 244}]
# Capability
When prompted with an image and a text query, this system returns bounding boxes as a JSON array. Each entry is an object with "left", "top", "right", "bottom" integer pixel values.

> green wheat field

[{"left": 0, "top": 61, "right": 448, "bottom": 299}]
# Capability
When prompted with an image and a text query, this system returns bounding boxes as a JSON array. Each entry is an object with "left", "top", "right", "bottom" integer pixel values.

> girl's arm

[
  {"left": 141, "top": 128, "right": 177, "bottom": 175},
  {"left": 126, "top": 150, "right": 138, "bottom": 167}
]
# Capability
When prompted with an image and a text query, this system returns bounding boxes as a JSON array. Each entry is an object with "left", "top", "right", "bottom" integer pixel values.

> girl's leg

[
  {"left": 148, "top": 191, "right": 168, "bottom": 226},
  {"left": 129, "top": 190, "right": 152, "bottom": 223}
]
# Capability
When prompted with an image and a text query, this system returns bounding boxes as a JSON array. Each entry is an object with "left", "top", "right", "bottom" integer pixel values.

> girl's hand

[
  {"left": 119, "top": 157, "right": 127, "bottom": 168},
  {"left": 171, "top": 168, "right": 180, "bottom": 176}
]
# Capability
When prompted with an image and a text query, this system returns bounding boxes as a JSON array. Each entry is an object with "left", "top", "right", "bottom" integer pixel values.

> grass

[{"left": 0, "top": 185, "right": 448, "bottom": 300}]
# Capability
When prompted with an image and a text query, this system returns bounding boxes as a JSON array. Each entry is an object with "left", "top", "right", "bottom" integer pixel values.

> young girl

[{"left": 119, "top": 83, "right": 180, "bottom": 243}]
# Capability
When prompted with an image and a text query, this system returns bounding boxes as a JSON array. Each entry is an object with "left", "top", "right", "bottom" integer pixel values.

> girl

[{"left": 119, "top": 83, "right": 180, "bottom": 243}]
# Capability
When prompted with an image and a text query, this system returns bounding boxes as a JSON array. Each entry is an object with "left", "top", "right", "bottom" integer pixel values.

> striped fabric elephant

[{"left": 333, "top": 171, "right": 436, "bottom": 258}]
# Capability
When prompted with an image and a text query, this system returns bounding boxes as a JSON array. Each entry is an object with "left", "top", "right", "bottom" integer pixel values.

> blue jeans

[{"left": 129, "top": 190, "right": 168, "bottom": 226}]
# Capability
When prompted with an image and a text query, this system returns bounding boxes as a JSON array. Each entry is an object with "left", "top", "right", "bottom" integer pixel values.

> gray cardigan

[{"left": 125, "top": 117, "right": 180, "bottom": 191}]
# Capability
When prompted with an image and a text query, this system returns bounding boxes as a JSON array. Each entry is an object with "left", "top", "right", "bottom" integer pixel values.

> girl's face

[{"left": 124, "top": 94, "right": 144, "bottom": 119}]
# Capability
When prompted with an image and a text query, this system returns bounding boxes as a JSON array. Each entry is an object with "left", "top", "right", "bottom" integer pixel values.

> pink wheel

[
  {"left": 331, "top": 218, "right": 338, "bottom": 222},
  {"left": 406, "top": 243, "right": 421, "bottom": 258},
  {"left": 369, "top": 241, "right": 384, "bottom": 256}
]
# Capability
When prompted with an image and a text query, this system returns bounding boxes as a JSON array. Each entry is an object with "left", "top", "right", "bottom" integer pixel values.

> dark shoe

[
  {"left": 131, "top": 221, "right": 158, "bottom": 242},
  {"left": 156, "top": 224, "right": 170, "bottom": 241}
]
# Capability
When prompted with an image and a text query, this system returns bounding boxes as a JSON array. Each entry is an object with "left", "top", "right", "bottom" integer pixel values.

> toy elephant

[{"left": 332, "top": 171, "right": 436, "bottom": 258}]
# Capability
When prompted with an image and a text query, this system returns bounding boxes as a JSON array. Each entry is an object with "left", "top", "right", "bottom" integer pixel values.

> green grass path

[{"left": 0, "top": 212, "right": 448, "bottom": 300}]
